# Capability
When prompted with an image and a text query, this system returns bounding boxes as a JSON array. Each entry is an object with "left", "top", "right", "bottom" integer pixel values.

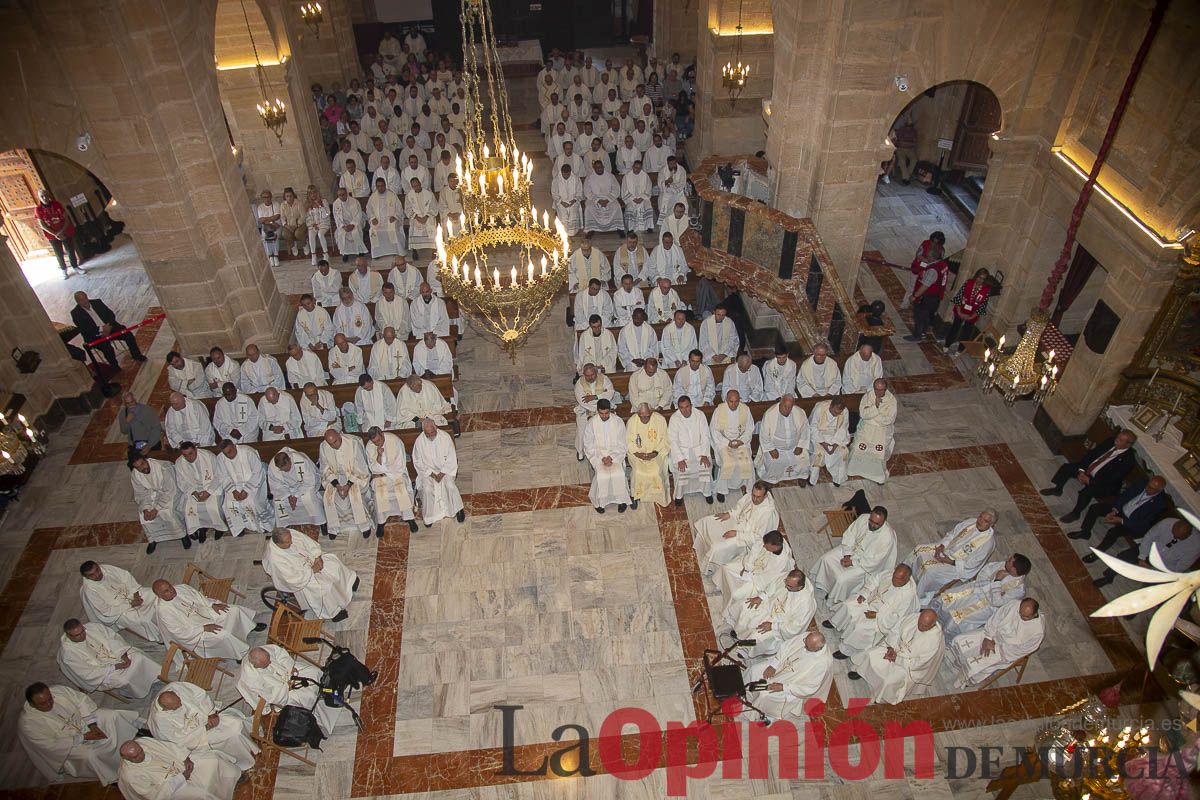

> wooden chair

[
  {"left": 960, "top": 332, "right": 990, "bottom": 360},
  {"left": 819, "top": 508, "right": 858, "bottom": 547},
  {"left": 267, "top": 602, "right": 328, "bottom": 667},
  {"left": 974, "top": 653, "right": 1031, "bottom": 690},
  {"left": 159, "top": 641, "right": 235, "bottom": 693},
  {"left": 250, "top": 698, "right": 317, "bottom": 767},
  {"left": 182, "top": 563, "right": 245, "bottom": 605}
]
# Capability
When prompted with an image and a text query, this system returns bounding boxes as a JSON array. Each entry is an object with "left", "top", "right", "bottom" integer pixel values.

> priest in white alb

[
  {"left": 328, "top": 333, "right": 366, "bottom": 383},
  {"left": 57, "top": 619, "right": 159, "bottom": 699},
  {"left": 129, "top": 456, "right": 188, "bottom": 553},
  {"left": 709, "top": 390, "right": 756, "bottom": 501},
  {"left": 743, "top": 631, "right": 833, "bottom": 722},
  {"left": 300, "top": 383, "right": 341, "bottom": 437},
  {"left": 164, "top": 392, "right": 215, "bottom": 449},
  {"left": 79, "top": 561, "right": 163, "bottom": 643},
  {"left": 294, "top": 294, "right": 334, "bottom": 349},
  {"left": 553, "top": 164, "right": 585, "bottom": 237},
  {"left": 808, "top": 398, "right": 850, "bottom": 485},
  {"left": 397, "top": 374, "right": 452, "bottom": 428},
  {"left": 827, "top": 564, "right": 919, "bottom": 659},
  {"left": 715, "top": 529, "right": 794, "bottom": 604},
  {"left": 722, "top": 353, "right": 763, "bottom": 402},
  {"left": 584, "top": 160, "right": 624, "bottom": 233},
  {"left": 366, "top": 178, "right": 407, "bottom": 259},
  {"left": 848, "top": 609, "right": 945, "bottom": 705},
  {"left": 672, "top": 350, "right": 715, "bottom": 406},
  {"left": 906, "top": 510, "right": 998, "bottom": 601},
  {"left": 931, "top": 555, "right": 1031, "bottom": 637},
  {"left": 203, "top": 348, "right": 240, "bottom": 395},
  {"left": 574, "top": 363, "right": 618, "bottom": 460},
  {"left": 410, "top": 282, "right": 451, "bottom": 337},
  {"left": 348, "top": 258, "right": 383, "bottom": 304},
  {"left": 117, "top": 736, "right": 241, "bottom": 800},
  {"left": 628, "top": 357, "right": 672, "bottom": 410},
  {"left": 238, "top": 645, "right": 343, "bottom": 736},
  {"left": 167, "top": 352, "right": 211, "bottom": 399},
  {"left": 667, "top": 395, "right": 714, "bottom": 503},
  {"left": 405, "top": 177, "right": 439, "bottom": 255},
  {"left": 365, "top": 426, "right": 419, "bottom": 534},
  {"left": 215, "top": 440, "right": 273, "bottom": 536},
  {"left": 258, "top": 387, "right": 302, "bottom": 440},
  {"left": 20, "top": 682, "right": 138, "bottom": 786},
  {"left": 412, "top": 331, "right": 454, "bottom": 376},
  {"left": 263, "top": 528, "right": 359, "bottom": 622},
  {"left": 810, "top": 506, "right": 897, "bottom": 603},
  {"left": 700, "top": 307, "right": 739, "bottom": 365},
  {"left": 238, "top": 345, "right": 285, "bottom": 394},
  {"left": 355, "top": 374, "right": 398, "bottom": 431},
  {"left": 796, "top": 344, "right": 843, "bottom": 397},
  {"left": 842, "top": 343, "right": 883, "bottom": 394},
  {"left": 583, "top": 399, "right": 632, "bottom": 513},
  {"left": 847, "top": 379, "right": 898, "bottom": 484},
  {"left": 645, "top": 276, "right": 683, "bottom": 323},
  {"left": 611, "top": 274, "right": 644, "bottom": 326},
  {"left": 268, "top": 448, "right": 326, "bottom": 530},
  {"left": 147, "top": 682, "right": 259, "bottom": 771},
  {"left": 333, "top": 288, "right": 376, "bottom": 344},
  {"left": 642, "top": 232, "right": 688, "bottom": 284},
  {"left": 310, "top": 261, "right": 342, "bottom": 306},
  {"left": 374, "top": 284, "right": 412, "bottom": 340},
  {"left": 412, "top": 417, "right": 466, "bottom": 525},
  {"left": 617, "top": 308, "right": 659, "bottom": 371},
  {"left": 626, "top": 403, "right": 670, "bottom": 508},
  {"left": 151, "top": 579, "right": 260, "bottom": 661},
  {"left": 660, "top": 310, "right": 698, "bottom": 368},
  {"left": 319, "top": 429, "right": 375, "bottom": 539},
  {"left": 212, "top": 382, "right": 260, "bottom": 444},
  {"left": 573, "top": 280, "right": 613, "bottom": 331},
  {"left": 693, "top": 481, "right": 778, "bottom": 575},
  {"left": 754, "top": 395, "right": 810, "bottom": 485},
  {"left": 567, "top": 236, "right": 612, "bottom": 293},
  {"left": 621, "top": 160, "right": 654, "bottom": 232},
  {"left": 369, "top": 327, "right": 413, "bottom": 380},
  {"left": 762, "top": 347, "right": 798, "bottom": 401},
  {"left": 576, "top": 315, "right": 618, "bottom": 374},
  {"left": 613, "top": 233, "right": 648, "bottom": 284},
  {"left": 172, "top": 443, "right": 227, "bottom": 542},
  {"left": 724, "top": 568, "right": 814, "bottom": 660},
  {"left": 333, "top": 186, "right": 367, "bottom": 257},
  {"left": 948, "top": 597, "right": 1044, "bottom": 688},
  {"left": 285, "top": 343, "right": 327, "bottom": 388}
]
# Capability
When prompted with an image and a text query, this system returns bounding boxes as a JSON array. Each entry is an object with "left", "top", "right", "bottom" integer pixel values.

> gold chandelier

[
  {"left": 721, "top": 0, "right": 750, "bottom": 105},
  {"left": 240, "top": 0, "right": 287, "bottom": 142},
  {"left": 434, "top": 0, "right": 569, "bottom": 355},
  {"left": 977, "top": 308, "right": 1059, "bottom": 404},
  {"left": 299, "top": 2, "right": 323, "bottom": 37},
  {"left": 0, "top": 411, "right": 46, "bottom": 477}
]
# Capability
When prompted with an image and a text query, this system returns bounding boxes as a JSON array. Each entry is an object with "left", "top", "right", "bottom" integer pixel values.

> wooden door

[
  {"left": 0, "top": 149, "right": 47, "bottom": 261},
  {"left": 949, "top": 84, "right": 1001, "bottom": 172}
]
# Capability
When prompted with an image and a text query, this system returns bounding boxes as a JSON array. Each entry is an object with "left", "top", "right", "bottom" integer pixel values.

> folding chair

[
  {"left": 267, "top": 601, "right": 328, "bottom": 667},
  {"left": 159, "top": 641, "right": 235, "bottom": 694},
  {"left": 819, "top": 508, "right": 858, "bottom": 548},
  {"left": 975, "top": 654, "right": 1031, "bottom": 690},
  {"left": 182, "top": 563, "right": 246, "bottom": 604},
  {"left": 251, "top": 698, "right": 317, "bottom": 767}
]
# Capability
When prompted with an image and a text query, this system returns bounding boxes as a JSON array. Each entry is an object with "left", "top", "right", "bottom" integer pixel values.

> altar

[{"left": 1106, "top": 404, "right": 1199, "bottom": 515}]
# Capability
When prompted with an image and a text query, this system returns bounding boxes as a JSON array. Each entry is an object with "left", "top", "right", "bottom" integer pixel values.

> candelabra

[
  {"left": 299, "top": 2, "right": 323, "bottom": 37},
  {"left": 976, "top": 308, "right": 1059, "bottom": 404},
  {"left": 0, "top": 411, "right": 47, "bottom": 478},
  {"left": 721, "top": 0, "right": 750, "bottom": 105},
  {"left": 239, "top": 0, "right": 288, "bottom": 143}
]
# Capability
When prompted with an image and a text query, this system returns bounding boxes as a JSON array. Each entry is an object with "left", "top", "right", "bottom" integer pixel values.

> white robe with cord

[
  {"left": 584, "top": 414, "right": 632, "bottom": 509},
  {"left": 80, "top": 564, "right": 162, "bottom": 643},
  {"left": 622, "top": 170, "right": 654, "bottom": 231},
  {"left": 716, "top": 537, "right": 795, "bottom": 606},
  {"left": 267, "top": 448, "right": 326, "bottom": 527},
  {"left": 906, "top": 518, "right": 997, "bottom": 600},
  {"left": 147, "top": 681, "right": 258, "bottom": 771},
  {"left": 258, "top": 393, "right": 303, "bottom": 441},
  {"left": 405, "top": 188, "right": 439, "bottom": 250},
  {"left": 57, "top": 623, "right": 158, "bottom": 698},
  {"left": 574, "top": 375, "right": 618, "bottom": 459},
  {"left": 333, "top": 195, "right": 367, "bottom": 255},
  {"left": 641, "top": 243, "right": 688, "bottom": 285},
  {"left": 132, "top": 459, "right": 188, "bottom": 543},
  {"left": 411, "top": 429, "right": 465, "bottom": 524},
  {"left": 175, "top": 450, "right": 228, "bottom": 535},
  {"left": 710, "top": 402, "right": 755, "bottom": 496},
  {"left": 851, "top": 612, "right": 945, "bottom": 705},
  {"left": 19, "top": 685, "right": 138, "bottom": 785},
  {"left": 215, "top": 446, "right": 273, "bottom": 536},
  {"left": 396, "top": 382, "right": 451, "bottom": 428},
  {"left": 692, "top": 492, "right": 779, "bottom": 575},
  {"left": 154, "top": 583, "right": 256, "bottom": 661},
  {"left": 808, "top": 400, "right": 850, "bottom": 485},
  {"left": 117, "top": 736, "right": 241, "bottom": 800},
  {"left": 829, "top": 572, "right": 919, "bottom": 656},
  {"left": 552, "top": 174, "right": 585, "bottom": 236},
  {"left": 754, "top": 403, "right": 810, "bottom": 484},
  {"left": 239, "top": 357, "right": 285, "bottom": 394},
  {"left": 262, "top": 531, "right": 357, "bottom": 619},
  {"left": 319, "top": 437, "right": 375, "bottom": 536},
  {"left": 366, "top": 432, "right": 416, "bottom": 523},
  {"left": 810, "top": 515, "right": 898, "bottom": 603}
]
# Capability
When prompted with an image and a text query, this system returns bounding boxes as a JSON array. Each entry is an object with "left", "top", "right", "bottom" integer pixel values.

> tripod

[{"left": 691, "top": 639, "right": 769, "bottom": 723}]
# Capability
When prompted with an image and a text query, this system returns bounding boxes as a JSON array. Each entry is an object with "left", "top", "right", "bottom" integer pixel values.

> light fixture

[
  {"left": 0, "top": 412, "right": 47, "bottom": 478},
  {"left": 300, "top": 2, "right": 323, "bottom": 37},
  {"left": 434, "top": 0, "right": 568, "bottom": 357},
  {"left": 721, "top": 0, "right": 750, "bottom": 105},
  {"left": 1053, "top": 149, "right": 1184, "bottom": 250},
  {"left": 239, "top": 0, "right": 288, "bottom": 143},
  {"left": 977, "top": 321, "right": 1059, "bottom": 405}
]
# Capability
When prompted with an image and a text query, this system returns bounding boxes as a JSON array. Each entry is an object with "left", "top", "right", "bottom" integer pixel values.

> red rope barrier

[{"left": 84, "top": 313, "right": 166, "bottom": 348}]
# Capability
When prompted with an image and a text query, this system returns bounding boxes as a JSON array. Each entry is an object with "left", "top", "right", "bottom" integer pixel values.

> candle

[
  {"left": 543, "top": 210, "right": 550, "bottom": 229},
  {"left": 497, "top": 173, "right": 504, "bottom": 195},
  {"left": 1147, "top": 367, "right": 1160, "bottom": 387},
  {"left": 492, "top": 267, "right": 500, "bottom": 286},
  {"left": 988, "top": 363, "right": 995, "bottom": 377},
  {"left": 1047, "top": 349, "right": 1056, "bottom": 363},
  {"left": 479, "top": 174, "right": 487, "bottom": 194},
  {"left": 474, "top": 266, "right": 482, "bottom": 287},
  {"left": 527, "top": 261, "right": 534, "bottom": 283},
  {"left": 984, "top": 348, "right": 991, "bottom": 362},
  {"left": 0, "top": 451, "right": 9, "bottom": 461},
  {"left": 998, "top": 335, "right": 1006, "bottom": 349},
  {"left": 483, "top": 144, "right": 490, "bottom": 159},
  {"left": 510, "top": 266, "right": 517, "bottom": 287}
]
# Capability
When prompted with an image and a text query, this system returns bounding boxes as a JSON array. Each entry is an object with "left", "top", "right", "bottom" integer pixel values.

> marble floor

[{"left": 0, "top": 49, "right": 1169, "bottom": 800}]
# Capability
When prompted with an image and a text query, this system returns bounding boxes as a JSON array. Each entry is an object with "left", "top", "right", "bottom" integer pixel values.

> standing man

[
  {"left": 71, "top": 292, "right": 146, "bottom": 369},
  {"left": 36, "top": 189, "right": 85, "bottom": 278}
]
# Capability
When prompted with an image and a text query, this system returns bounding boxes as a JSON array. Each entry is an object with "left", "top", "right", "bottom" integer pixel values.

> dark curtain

[{"left": 1051, "top": 245, "right": 1099, "bottom": 327}]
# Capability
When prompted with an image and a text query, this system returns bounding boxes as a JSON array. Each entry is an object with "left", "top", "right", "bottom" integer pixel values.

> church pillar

[
  {"left": 288, "top": 0, "right": 364, "bottom": 89},
  {"left": 653, "top": 0, "right": 699, "bottom": 64}
]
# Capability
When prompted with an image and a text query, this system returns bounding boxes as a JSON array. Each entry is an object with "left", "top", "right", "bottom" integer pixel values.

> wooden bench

[
  {"left": 569, "top": 271, "right": 724, "bottom": 310},
  {"left": 593, "top": 318, "right": 702, "bottom": 338},
  {"left": 285, "top": 294, "right": 461, "bottom": 338},
  {"left": 605, "top": 362, "right": 731, "bottom": 397},
  {"left": 265, "top": 340, "right": 458, "bottom": 380},
  {"left": 196, "top": 375, "right": 456, "bottom": 414}
]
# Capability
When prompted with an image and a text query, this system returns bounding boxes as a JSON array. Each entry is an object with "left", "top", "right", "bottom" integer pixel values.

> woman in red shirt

[{"left": 945, "top": 268, "right": 992, "bottom": 352}]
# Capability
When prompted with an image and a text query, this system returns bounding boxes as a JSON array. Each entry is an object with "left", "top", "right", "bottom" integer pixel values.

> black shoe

[
  {"left": 847, "top": 671, "right": 863, "bottom": 680},
  {"left": 617, "top": 503, "right": 627, "bottom": 513},
  {"left": 674, "top": 498, "right": 683, "bottom": 507},
  {"left": 407, "top": 519, "right": 418, "bottom": 532},
  {"left": 716, "top": 493, "right": 725, "bottom": 503},
  {"left": 902, "top": 334, "right": 920, "bottom": 342},
  {"left": 1082, "top": 553, "right": 1099, "bottom": 564},
  {"left": 1039, "top": 487, "right": 1062, "bottom": 497},
  {"left": 595, "top": 506, "right": 606, "bottom": 514},
  {"left": 328, "top": 532, "right": 338, "bottom": 539},
  {"left": 253, "top": 622, "right": 268, "bottom": 632},
  {"left": 376, "top": 524, "right": 385, "bottom": 539},
  {"left": 214, "top": 530, "right": 224, "bottom": 540},
  {"left": 705, "top": 495, "right": 714, "bottom": 504},
  {"left": 352, "top": 577, "right": 361, "bottom": 592},
  {"left": 181, "top": 536, "right": 191, "bottom": 550},
  {"left": 821, "top": 620, "right": 834, "bottom": 629},
  {"left": 363, "top": 528, "right": 372, "bottom": 539},
  {"left": 630, "top": 499, "right": 639, "bottom": 510},
  {"left": 1060, "top": 512, "right": 1080, "bottom": 523},
  {"left": 331, "top": 610, "right": 350, "bottom": 623},
  {"left": 146, "top": 542, "right": 157, "bottom": 554},
  {"left": 833, "top": 650, "right": 848, "bottom": 660},
  {"left": 455, "top": 509, "right": 466, "bottom": 523},
  {"left": 1067, "top": 530, "right": 1090, "bottom": 540},
  {"left": 321, "top": 524, "right": 329, "bottom": 537},
  {"left": 577, "top": 453, "right": 585, "bottom": 461},
  {"left": 198, "top": 530, "right": 208, "bottom": 543},
  {"left": 136, "top": 727, "right": 153, "bottom": 738},
  {"left": 1092, "top": 576, "right": 1113, "bottom": 587},
  {"left": 424, "top": 522, "right": 433, "bottom": 528}
]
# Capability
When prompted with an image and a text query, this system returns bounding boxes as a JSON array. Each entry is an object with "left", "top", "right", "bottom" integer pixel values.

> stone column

[
  {"left": 288, "top": 0, "right": 363, "bottom": 89},
  {"left": 653, "top": 0, "right": 700, "bottom": 64}
]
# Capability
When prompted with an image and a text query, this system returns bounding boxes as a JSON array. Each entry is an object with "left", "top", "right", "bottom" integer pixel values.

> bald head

[
  {"left": 247, "top": 647, "right": 271, "bottom": 669},
  {"left": 156, "top": 690, "right": 181, "bottom": 710},
  {"left": 271, "top": 528, "right": 292, "bottom": 547},
  {"left": 119, "top": 741, "right": 145, "bottom": 762},
  {"left": 917, "top": 609, "right": 938, "bottom": 631},
  {"left": 805, "top": 631, "right": 826, "bottom": 651}
]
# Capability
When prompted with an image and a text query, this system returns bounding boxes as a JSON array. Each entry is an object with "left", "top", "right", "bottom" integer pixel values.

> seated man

[
  {"left": 129, "top": 455, "right": 189, "bottom": 554},
  {"left": 699, "top": 307, "right": 739, "bottom": 366},
  {"left": 78, "top": 561, "right": 162, "bottom": 643},
  {"left": 906, "top": 510, "right": 998, "bottom": 601},
  {"left": 411, "top": 417, "right": 466, "bottom": 526},
  {"left": 167, "top": 351, "right": 211, "bottom": 399},
  {"left": 57, "top": 618, "right": 159, "bottom": 699},
  {"left": 310, "top": 261, "right": 342, "bottom": 306},
  {"left": 573, "top": 278, "right": 614, "bottom": 332},
  {"left": 716, "top": 530, "right": 793, "bottom": 604},
  {"left": 237, "top": 645, "right": 342, "bottom": 735},
  {"left": 808, "top": 398, "right": 850, "bottom": 485},
  {"left": 709, "top": 390, "right": 755, "bottom": 501},
  {"left": 396, "top": 374, "right": 452, "bottom": 428},
  {"left": 583, "top": 160, "right": 623, "bottom": 234},
  {"left": 268, "top": 448, "right": 326, "bottom": 532},
  {"left": 333, "top": 287, "right": 376, "bottom": 344},
  {"left": 147, "top": 682, "right": 258, "bottom": 771},
  {"left": 947, "top": 597, "right": 1044, "bottom": 689},
  {"left": 285, "top": 343, "right": 327, "bottom": 387},
  {"left": 568, "top": 235, "right": 612, "bottom": 293},
  {"left": 583, "top": 399, "right": 631, "bottom": 514},
  {"left": 369, "top": 326, "right": 413, "bottom": 380},
  {"left": 328, "top": 334, "right": 366, "bottom": 384},
  {"left": 1069, "top": 475, "right": 1168, "bottom": 542},
  {"left": 672, "top": 349, "right": 715, "bottom": 407},
  {"left": 848, "top": 608, "right": 945, "bottom": 704},
  {"left": 576, "top": 314, "right": 618, "bottom": 374},
  {"left": 238, "top": 344, "right": 285, "bottom": 394},
  {"left": 355, "top": 374, "right": 398, "bottom": 431},
  {"left": 659, "top": 310, "right": 697, "bottom": 367},
  {"left": 300, "top": 382, "right": 340, "bottom": 437},
  {"left": 258, "top": 387, "right": 302, "bottom": 440},
  {"left": 117, "top": 736, "right": 241, "bottom": 800},
  {"left": 175, "top": 442, "right": 228, "bottom": 542},
  {"left": 627, "top": 357, "right": 672, "bottom": 410},
  {"left": 263, "top": 528, "right": 359, "bottom": 622},
  {"left": 847, "top": 379, "right": 898, "bottom": 485},
  {"left": 646, "top": 276, "right": 685, "bottom": 324},
  {"left": 295, "top": 293, "right": 334, "bottom": 349},
  {"left": 151, "top": 579, "right": 261, "bottom": 661},
  {"left": 215, "top": 440, "right": 273, "bottom": 537},
  {"left": 412, "top": 331, "right": 454, "bottom": 376},
  {"left": 366, "top": 426, "right": 419, "bottom": 535},
  {"left": 1090, "top": 517, "right": 1198, "bottom": 587},
  {"left": 828, "top": 564, "right": 919, "bottom": 660},
  {"left": 724, "top": 568, "right": 815, "bottom": 660},
  {"left": 611, "top": 273, "right": 644, "bottom": 327},
  {"left": 410, "top": 282, "right": 450, "bottom": 338},
  {"left": 810, "top": 506, "right": 897, "bottom": 604},
  {"left": 212, "top": 382, "right": 260, "bottom": 444},
  {"left": 762, "top": 346, "right": 798, "bottom": 402},
  {"left": 722, "top": 352, "right": 763, "bottom": 402},
  {"left": 1039, "top": 429, "right": 1137, "bottom": 524},
  {"left": 754, "top": 395, "right": 810, "bottom": 485},
  {"left": 574, "top": 363, "right": 618, "bottom": 461},
  {"left": 617, "top": 308, "right": 659, "bottom": 371},
  {"left": 319, "top": 429, "right": 375, "bottom": 539},
  {"left": 642, "top": 231, "right": 688, "bottom": 284},
  {"left": 667, "top": 395, "right": 713, "bottom": 504},
  {"left": 375, "top": 284, "right": 412, "bottom": 341},
  {"left": 930, "top": 555, "right": 1031, "bottom": 637},
  {"left": 692, "top": 481, "right": 778, "bottom": 575},
  {"left": 203, "top": 347, "right": 240, "bottom": 396},
  {"left": 743, "top": 631, "right": 832, "bottom": 722},
  {"left": 796, "top": 343, "right": 842, "bottom": 398},
  {"left": 626, "top": 403, "right": 670, "bottom": 509},
  {"left": 842, "top": 342, "right": 883, "bottom": 395},
  {"left": 70, "top": 291, "right": 146, "bottom": 369},
  {"left": 19, "top": 682, "right": 138, "bottom": 786}
]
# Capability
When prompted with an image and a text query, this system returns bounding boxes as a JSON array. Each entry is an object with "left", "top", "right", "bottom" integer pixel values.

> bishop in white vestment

[
  {"left": 948, "top": 597, "right": 1044, "bottom": 687},
  {"left": 849, "top": 609, "right": 945, "bottom": 705},
  {"left": 215, "top": 442, "right": 273, "bottom": 536},
  {"left": 57, "top": 620, "right": 159, "bottom": 698},
  {"left": 743, "top": 632, "right": 833, "bottom": 722},
  {"left": 724, "top": 569, "right": 815, "bottom": 659},
  {"left": 319, "top": 430, "right": 375, "bottom": 538},
  {"left": 79, "top": 562, "right": 163, "bottom": 643},
  {"left": 151, "top": 580, "right": 258, "bottom": 661},
  {"left": 808, "top": 399, "right": 850, "bottom": 485},
  {"left": 810, "top": 508, "right": 898, "bottom": 603},
  {"left": 411, "top": 420, "right": 466, "bottom": 525},
  {"left": 19, "top": 683, "right": 138, "bottom": 785},
  {"left": 584, "top": 401, "right": 632, "bottom": 512},
  {"left": 796, "top": 346, "right": 843, "bottom": 398},
  {"left": 268, "top": 448, "right": 326, "bottom": 528},
  {"left": 693, "top": 483, "right": 779, "bottom": 574},
  {"left": 147, "top": 682, "right": 258, "bottom": 771},
  {"left": 117, "top": 737, "right": 241, "bottom": 800},
  {"left": 263, "top": 528, "right": 358, "bottom": 621},
  {"left": 130, "top": 457, "right": 189, "bottom": 547},
  {"left": 906, "top": 511, "right": 998, "bottom": 600},
  {"left": 366, "top": 428, "right": 418, "bottom": 531},
  {"left": 754, "top": 396, "right": 810, "bottom": 484},
  {"left": 828, "top": 564, "right": 919, "bottom": 657},
  {"left": 847, "top": 381, "right": 898, "bottom": 484}
]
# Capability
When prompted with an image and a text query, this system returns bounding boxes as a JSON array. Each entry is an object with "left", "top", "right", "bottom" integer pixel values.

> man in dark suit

[
  {"left": 70, "top": 291, "right": 146, "bottom": 369},
  {"left": 1039, "top": 429, "right": 1137, "bottom": 523},
  {"left": 1068, "top": 475, "right": 1167, "bottom": 542}
]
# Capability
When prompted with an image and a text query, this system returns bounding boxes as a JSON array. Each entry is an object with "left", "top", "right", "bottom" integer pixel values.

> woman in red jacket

[
  {"left": 944, "top": 268, "right": 992, "bottom": 352},
  {"left": 901, "top": 231, "right": 946, "bottom": 309}
]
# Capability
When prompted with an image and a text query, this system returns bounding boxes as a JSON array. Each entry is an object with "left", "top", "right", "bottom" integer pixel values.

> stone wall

[{"left": 29, "top": 150, "right": 108, "bottom": 223}]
